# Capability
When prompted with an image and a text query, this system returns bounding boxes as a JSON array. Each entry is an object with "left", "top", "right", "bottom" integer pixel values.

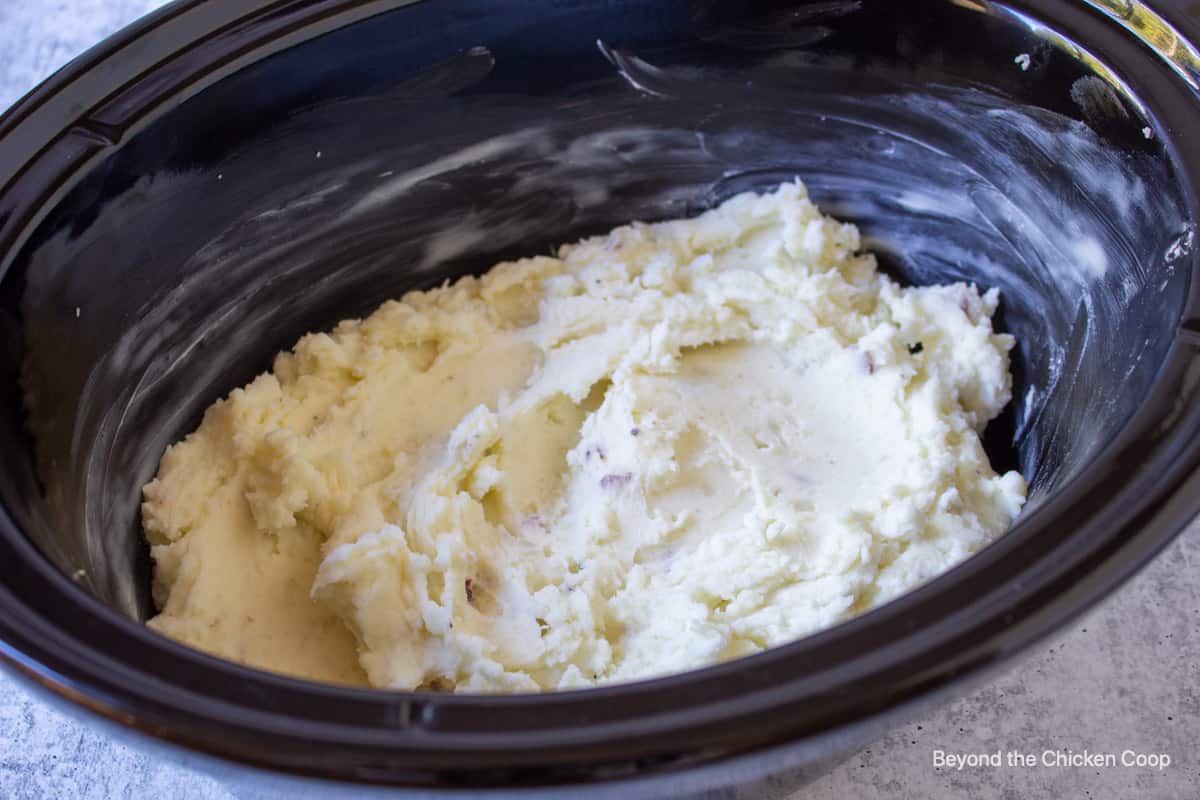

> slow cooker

[{"left": 2, "top": 0, "right": 1199, "bottom": 795}]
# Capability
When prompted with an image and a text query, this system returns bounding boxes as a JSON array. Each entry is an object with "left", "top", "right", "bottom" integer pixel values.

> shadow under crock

[{"left": 0, "top": 0, "right": 1198, "bottom": 793}]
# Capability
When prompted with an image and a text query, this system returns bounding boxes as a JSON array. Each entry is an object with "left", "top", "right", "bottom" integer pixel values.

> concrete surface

[{"left": 1, "top": 3, "right": 1198, "bottom": 798}]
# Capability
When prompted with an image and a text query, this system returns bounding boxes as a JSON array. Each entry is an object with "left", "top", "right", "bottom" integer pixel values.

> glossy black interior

[
  {"left": 1, "top": 0, "right": 1190, "bottom": 620},
  {"left": 1, "top": 0, "right": 1199, "bottom": 791}
]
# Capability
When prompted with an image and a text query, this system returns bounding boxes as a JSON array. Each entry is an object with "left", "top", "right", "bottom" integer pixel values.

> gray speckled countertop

[{"left": 2, "top": 4, "right": 1198, "bottom": 798}]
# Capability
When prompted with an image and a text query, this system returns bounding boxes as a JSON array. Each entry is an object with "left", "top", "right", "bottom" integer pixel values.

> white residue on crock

[
  {"left": 1165, "top": 225, "right": 1196, "bottom": 264},
  {"left": 252, "top": 180, "right": 347, "bottom": 222},
  {"left": 416, "top": 220, "right": 491, "bottom": 272},
  {"left": 596, "top": 40, "right": 673, "bottom": 99},
  {"left": 347, "top": 129, "right": 551, "bottom": 216},
  {"left": 894, "top": 188, "right": 976, "bottom": 219},
  {"left": 1066, "top": 236, "right": 1108, "bottom": 279}
]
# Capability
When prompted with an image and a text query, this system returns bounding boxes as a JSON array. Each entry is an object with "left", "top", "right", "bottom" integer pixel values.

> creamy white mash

[{"left": 142, "top": 181, "right": 1026, "bottom": 691}]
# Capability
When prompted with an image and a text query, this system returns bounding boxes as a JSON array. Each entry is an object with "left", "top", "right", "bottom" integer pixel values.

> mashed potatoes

[{"left": 142, "top": 181, "right": 1026, "bottom": 691}]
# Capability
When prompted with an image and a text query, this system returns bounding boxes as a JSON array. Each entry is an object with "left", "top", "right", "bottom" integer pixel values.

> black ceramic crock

[{"left": 2, "top": 0, "right": 1200, "bottom": 795}]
